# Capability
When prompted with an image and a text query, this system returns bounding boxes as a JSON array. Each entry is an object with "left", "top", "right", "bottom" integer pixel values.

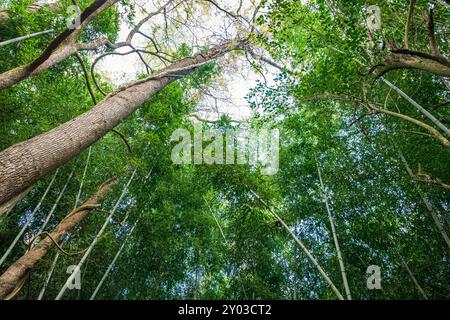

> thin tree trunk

[
  {"left": 317, "top": 163, "right": 352, "bottom": 300},
  {"left": 55, "top": 169, "right": 136, "bottom": 299},
  {"left": 90, "top": 219, "right": 138, "bottom": 300},
  {"left": 398, "top": 150, "right": 450, "bottom": 250},
  {"left": 403, "top": 0, "right": 416, "bottom": 49},
  {"left": 37, "top": 248, "right": 61, "bottom": 300},
  {"left": 204, "top": 196, "right": 249, "bottom": 300},
  {"left": 0, "top": 29, "right": 55, "bottom": 47},
  {"left": 0, "top": 179, "right": 116, "bottom": 300},
  {"left": 0, "top": 169, "right": 59, "bottom": 268},
  {"left": 381, "top": 78, "right": 450, "bottom": 137},
  {"left": 0, "top": 39, "right": 243, "bottom": 209},
  {"left": 1, "top": 167, "right": 74, "bottom": 270},
  {"left": 0, "top": 39, "right": 87, "bottom": 90},
  {"left": 74, "top": 146, "right": 92, "bottom": 208},
  {"left": 37, "top": 147, "right": 92, "bottom": 300},
  {"left": 369, "top": 104, "right": 450, "bottom": 148},
  {"left": 397, "top": 252, "right": 428, "bottom": 299},
  {"left": 34, "top": 168, "right": 75, "bottom": 237},
  {"left": 250, "top": 190, "right": 345, "bottom": 300}
]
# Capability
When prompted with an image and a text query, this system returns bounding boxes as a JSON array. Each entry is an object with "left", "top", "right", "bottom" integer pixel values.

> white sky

[
  {"left": 95, "top": 0, "right": 278, "bottom": 122},
  {"left": 12, "top": 0, "right": 279, "bottom": 121}
]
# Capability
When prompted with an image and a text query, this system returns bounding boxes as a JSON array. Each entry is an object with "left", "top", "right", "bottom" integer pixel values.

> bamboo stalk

[
  {"left": 89, "top": 220, "right": 138, "bottom": 300},
  {"left": 0, "top": 169, "right": 59, "bottom": 268},
  {"left": 398, "top": 149, "right": 450, "bottom": 250},
  {"left": 250, "top": 190, "right": 345, "bottom": 300},
  {"left": 38, "top": 149, "right": 92, "bottom": 299},
  {"left": 55, "top": 169, "right": 137, "bottom": 300},
  {"left": 317, "top": 163, "right": 352, "bottom": 300},
  {"left": 0, "top": 29, "right": 54, "bottom": 47},
  {"left": 382, "top": 78, "right": 450, "bottom": 137}
]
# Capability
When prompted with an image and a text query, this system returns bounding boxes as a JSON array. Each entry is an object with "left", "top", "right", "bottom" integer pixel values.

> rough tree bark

[
  {"left": 0, "top": 39, "right": 244, "bottom": 209},
  {"left": 381, "top": 54, "right": 450, "bottom": 78},
  {"left": 0, "top": 186, "right": 32, "bottom": 216},
  {"left": 0, "top": 179, "right": 116, "bottom": 300}
]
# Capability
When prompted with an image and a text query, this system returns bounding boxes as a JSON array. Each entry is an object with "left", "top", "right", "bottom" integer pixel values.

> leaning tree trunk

[
  {"left": 0, "top": 39, "right": 243, "bottom": 209},
  {"left": 0, "top": 179, "right": 116, "bottom": 300},
  {"left": 0, "top": 185, "right": 33, "bottom": 216},
  {"left": 0, "top": 0, "right": 118, "bottom": 90},
  {"left": 0, "top": 36, "right": 110, "bottom": 90}
]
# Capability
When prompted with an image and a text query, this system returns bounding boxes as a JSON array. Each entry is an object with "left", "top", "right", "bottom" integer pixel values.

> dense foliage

[{"left": 0, "top": 0, "right": 448, "bottom": 300}]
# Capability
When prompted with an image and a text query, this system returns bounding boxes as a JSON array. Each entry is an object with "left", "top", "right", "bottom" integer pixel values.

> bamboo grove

[{"left": 0, "top": 0, "right": 449, "bottom": 300}]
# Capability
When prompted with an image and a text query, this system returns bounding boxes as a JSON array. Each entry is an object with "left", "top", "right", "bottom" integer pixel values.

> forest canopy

[{"left": 0, "top": 0, "right": 449, "bottom": 301}]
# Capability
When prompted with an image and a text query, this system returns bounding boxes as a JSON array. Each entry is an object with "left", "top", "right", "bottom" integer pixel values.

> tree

[{"left": 0, "top": 0, "right": 449, "bottom": 301}]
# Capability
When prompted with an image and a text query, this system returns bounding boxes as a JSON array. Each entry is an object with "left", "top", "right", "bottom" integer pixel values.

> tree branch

[{"left": 404, "top": 0, "right": 416, "bottom": 49}]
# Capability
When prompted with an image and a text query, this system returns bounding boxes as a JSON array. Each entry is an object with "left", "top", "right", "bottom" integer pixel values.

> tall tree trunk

[
  {"left": 0, "top": 39, "right": 243, "bottom": 209},
  {"left": 397, "top": 252, "right": 428, "bottom": 300},
  {"left": 0, "top": 179, "right": 116, "bottom": 300},
  {"left": 317, "top": 163, "right": 352, "bottom": 300}
]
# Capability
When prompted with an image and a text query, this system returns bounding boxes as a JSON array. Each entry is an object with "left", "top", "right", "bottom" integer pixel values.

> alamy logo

[
  {"left": 366, "top": 265, "right": 382, "bottom": 290},
  {"left": 66, "top": 5, "right": 81, "bottom": 30},
  {"left": 170, "top": 123, "right": 279, "bottom": 175},
  {"left": 66, "top": 265, "right": 81, "bottom": 290},
  {"left": 366, "top": 5, "right": 381, "bottom": 32}
]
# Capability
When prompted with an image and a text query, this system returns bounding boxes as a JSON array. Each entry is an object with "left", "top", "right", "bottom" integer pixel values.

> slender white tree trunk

[
  {"left": 38, "top": 148, "right": 92, "bottom": 300},
  {"left": 89, "top": 219, "right": 138, "bottom": 300},
  {"left": 34, "top": 168, "right": 75, "bottom": 237},
  {"left": 382, "top": 78, "right": 450, "bottom": 137},
  {"left": 55, "top": 169, "right": 137, "bottom": 300},
  {"left": 250, "top": 190, "right": 345, "bottom": 300},
  {"left": 398, "top": 150, "right": 450, "bottom": 250},
  {"left": 204, "top": 196, "right": 249, "bottom": 300},
  {"left": 0, "top": 169, "right": 59, "bottom": 268},
  {"left": 397, "top": 252, "right": 428, "bottom": 300},
  {"left": 0, "top": 29, "right": 54, "bottom": 47},
  {"left": 317, "top": 163, "right": 352, "bottom": 300},
  {"left": 74, "top": 147, "right": 92, "bottom": 209}
]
